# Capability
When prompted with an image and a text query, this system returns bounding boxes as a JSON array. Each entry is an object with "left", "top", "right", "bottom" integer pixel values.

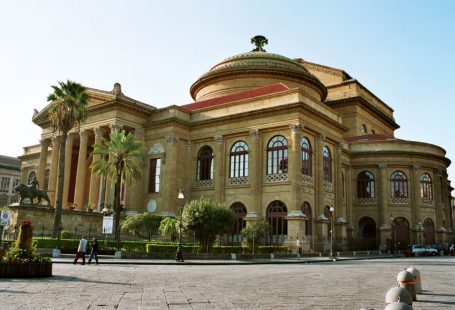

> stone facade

[
  {"left": 0, "top": 155, "right": 21, "bottom": 206},
  {"left": 17, "top": 38, "right": 454, "bottom": 252}
]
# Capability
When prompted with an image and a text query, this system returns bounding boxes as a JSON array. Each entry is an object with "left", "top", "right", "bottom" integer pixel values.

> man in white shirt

[{"left": 73, "top": 236, "right": 88, "bottom": 265}]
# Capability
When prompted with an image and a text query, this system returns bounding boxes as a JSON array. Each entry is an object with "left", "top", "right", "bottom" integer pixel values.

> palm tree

[
  {"left": 91, "top": 129, "right": 144, "bottom": 242},
  {"left": 47, "top": 80, "right": 89, "bottom": 238}
]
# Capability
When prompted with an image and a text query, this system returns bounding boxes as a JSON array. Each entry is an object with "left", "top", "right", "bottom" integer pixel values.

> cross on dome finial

[{"left": 251, "top": 35, "right": 268, "bottom": 52}]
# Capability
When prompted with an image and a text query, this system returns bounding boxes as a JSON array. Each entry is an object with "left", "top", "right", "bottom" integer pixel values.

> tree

[
  {"left": 241, "top": 220, "right": 270, "bottom": 252},
  {"left": 47, "top": 80, "right": 89, "bottom": 238},
  {"left": 91, "top": 129, "right": 144, "bottom": 242},
  {"left": 159, "top": 217, "right": 178, "bottom": 242},
  {"left": 183, "top": 197, "right": 235, "bottom": 252},
  {"left": 121, "top": 213, "right": 163, "bottom": 241}
]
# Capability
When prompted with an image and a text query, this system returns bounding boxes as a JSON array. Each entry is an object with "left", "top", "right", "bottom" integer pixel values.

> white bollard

[{"left": 406, "top": 267, "right": 422, "bottom": 294}]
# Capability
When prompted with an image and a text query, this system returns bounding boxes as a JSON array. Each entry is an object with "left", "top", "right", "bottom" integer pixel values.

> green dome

[{"left": 190, "top": 49, "right": 327, "bottom": 101}]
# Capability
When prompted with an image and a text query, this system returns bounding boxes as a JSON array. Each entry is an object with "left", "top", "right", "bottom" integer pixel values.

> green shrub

[{"left": 61, "top": 230, "right": 73, "bottom": 239}]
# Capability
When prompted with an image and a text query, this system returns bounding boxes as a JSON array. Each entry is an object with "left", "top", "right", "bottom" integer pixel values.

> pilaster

[
  {"left": 214, "top": 134, "right": 225, "bottom": 202},
  {"left": 289, "top": 123, "right": 303, "bottom": 212},
  {"left": 249, "top": 129, "right": 261, "bottom": 214},
  {"left": 48, "top": 136, "right": 61, "bottom": 206}
]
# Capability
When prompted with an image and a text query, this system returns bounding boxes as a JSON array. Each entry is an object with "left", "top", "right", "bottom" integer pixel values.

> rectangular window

[
  {"left": 148, "top": 158, "right": 161, "bottom": 193},
  {"left": 0, "top": 177, "right": 10, "bottom": 193}
]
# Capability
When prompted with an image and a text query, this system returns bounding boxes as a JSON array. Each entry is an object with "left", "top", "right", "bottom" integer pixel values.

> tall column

[
  {"left": 104, "top": 124, "right": 122, "bottom": 207},
  {"left": 88, "top": 127, "right": 103, "bottom": 209},
  {"left": 315, "top": 133, "right": 325, "bottom": 217},
  {"left": 289, "top": 123, "right": 303, "bottom": 211},
  {"left": 37, "top": 139, "right": 50, "bottom": 188},
  {"left": 127, "top": 128, "right": 145, "bottom": 213},
  {"left": 378, "top": 163, "right": 390, "bottom": 250},
  {"left": 246, "top": 129, "right": 261, "bottom": 221},
  {"left": 379, "top": 164, "right": 388, "bottom": 226},
  {"left": 335, "top": 143, "right": 344, "bottom": 220},
  {"left": 62, "top": 134, "right": 74, "bottom": 207},
  {"left": 74, "top": 130, "right": 89, "bottom": 210},
  {"left": 214, "top": 135, "right": 225, "bottom": 202},
  {"left": 434, "top": 170, "right": 444, "bottom": 229},
  {"left": 411, "top": 165, "right": 421, "bottom": 227},
  {"left": 165, "top": 135, "right": 178, "bottom": 214},
  {"left": 48, "top": 136, "right": 61, "bottom": 206}
]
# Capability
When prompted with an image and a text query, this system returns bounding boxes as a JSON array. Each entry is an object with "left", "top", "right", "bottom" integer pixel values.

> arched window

[
  {"left": 390, "top": 171, "right": 408, "bottom": 198},
  {"left": 323, "top": 146, "right": 332, "bottom": 182},
  {"left": 28, "top": 171, "right": 36, "bottom": 184},
  {"left": 197, "top": 146, "right": 214, "bottom": 180},
  {"left": 230, "top": 141, "right": 249, "bottom": 178},
  {"left": 420, "top": 173, "right": 433, "bottom": 200},
  {"left": 301, "top": 202, "right": 312, "bottom": 236},
  {"left": 44, "top": 169, "right": 50, "bottom": 190},
  {"left": 267, "top": 135, "right": 288, "bottom": 175},
  {"left": 266, "top": 200, "right": 288, "bottom": 244},
  {"left": 228, "top": 202, "right": 247, "bottom": 244},
  {"left": 357, "top": 171, "right": 375, "bottom": 198},
  {"left": 301, "top": 137, "right": 312, "bottom": 176}
]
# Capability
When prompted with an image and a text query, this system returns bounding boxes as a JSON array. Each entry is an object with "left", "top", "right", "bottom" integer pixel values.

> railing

[
  {"left": 266, "top": 173, "right": 288, "bottom": 183},
  {"left": 228, "top": 176, "right": 248, "bottom": 185}
]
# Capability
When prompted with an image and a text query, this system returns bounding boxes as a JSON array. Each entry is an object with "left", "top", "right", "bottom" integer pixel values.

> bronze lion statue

[{"left": 15, "top": 183, "right": 51, "bottom": 206}]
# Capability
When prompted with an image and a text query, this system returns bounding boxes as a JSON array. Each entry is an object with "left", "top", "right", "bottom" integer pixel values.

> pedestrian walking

[
  {"left": 88, "top": 237, "right": 99, "bottom": 265},
  {"left": 73, "top": 235, "right": 87, "bottom": 265}
]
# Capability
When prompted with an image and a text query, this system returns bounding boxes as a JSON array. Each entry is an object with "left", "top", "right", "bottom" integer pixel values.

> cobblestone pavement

[{"left": 1, "top": 257, "right": 454, "bottom": 309}]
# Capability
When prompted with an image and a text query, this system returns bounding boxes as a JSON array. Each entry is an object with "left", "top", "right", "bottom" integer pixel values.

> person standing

[
  {"left": 73, "top": 235, "right": 87, "bottom": 265},
  {"left": 88, "top": 237, "right": 99, "bottom": 265}
]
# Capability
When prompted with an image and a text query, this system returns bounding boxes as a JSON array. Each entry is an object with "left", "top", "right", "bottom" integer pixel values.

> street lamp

[
  {"left": 329, "top": 206, "right": 335, "bottom": 259},
  {"left": 175, "top": 189, "right": 185, "bottom": 262}
]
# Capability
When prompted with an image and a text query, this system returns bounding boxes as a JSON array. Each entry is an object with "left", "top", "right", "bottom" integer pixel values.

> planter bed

[{"left": 0, "top": 262, "right": 52, "bottom": 278}]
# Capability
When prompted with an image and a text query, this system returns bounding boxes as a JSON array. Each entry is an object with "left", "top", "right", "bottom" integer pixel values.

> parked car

[
  {"left": 411, "top": 245, "right": 438, "bottom": 256},
  {"left": 429, "top": 243, "right": 450, "bottom": 255}
]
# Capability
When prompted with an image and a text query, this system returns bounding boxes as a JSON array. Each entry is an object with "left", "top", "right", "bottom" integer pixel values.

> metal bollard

[
  {"left": 406, "top": 267, "right": 422, "bottom": 294},
  {"left": 385, "top": 287, "right": 413, "bottom": 307},
  {"left": 384, "top": 302, "right": 413, "bottom": 310},
  {"left": 397, "top": 270, "right": 416, "bottom": 301}
]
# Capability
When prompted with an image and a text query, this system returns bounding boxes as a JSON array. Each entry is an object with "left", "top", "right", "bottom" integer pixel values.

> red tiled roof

[
  {"left": 180, "top": 83, "right": 290, "bottom": 111},
  {"left": 344, "top": 134, "right": 397, "bottom": 143}
]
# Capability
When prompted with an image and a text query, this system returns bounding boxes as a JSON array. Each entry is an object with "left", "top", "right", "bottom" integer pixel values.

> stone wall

[{"left": 7, "top": 204, "right": 103, "bottom": 238}]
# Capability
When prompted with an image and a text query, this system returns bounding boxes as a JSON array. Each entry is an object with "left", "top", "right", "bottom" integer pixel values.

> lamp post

[
  {"left": 175, "top": 189, "right": 185, "bottom": 262},
  {"left": 329, "top": 206, "right": 335, "bottom": 259}
]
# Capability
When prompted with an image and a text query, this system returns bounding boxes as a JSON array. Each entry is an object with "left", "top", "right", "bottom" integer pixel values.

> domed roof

[{"left": 190, "top": 36, "right": 327, "bottom": 101}]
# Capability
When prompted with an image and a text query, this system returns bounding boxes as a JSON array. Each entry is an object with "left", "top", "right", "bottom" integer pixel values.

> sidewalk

[{"left": 54, "top": 253, "right": 395, "bottom": 265}]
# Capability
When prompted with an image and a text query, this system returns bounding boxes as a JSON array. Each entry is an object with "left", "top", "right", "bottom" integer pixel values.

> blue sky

[{"left": 0, "top": 1, "right": 454, "bottom": 190}]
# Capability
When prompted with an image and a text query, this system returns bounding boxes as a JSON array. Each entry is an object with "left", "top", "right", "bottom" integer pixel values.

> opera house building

[{"left": 17, "top": 37, "right": 453, "bottom": 252}]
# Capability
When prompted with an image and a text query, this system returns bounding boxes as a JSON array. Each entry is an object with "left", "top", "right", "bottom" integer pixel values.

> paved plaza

[{"left": 1, "top": 257, "right": 454, "bottom": 309}]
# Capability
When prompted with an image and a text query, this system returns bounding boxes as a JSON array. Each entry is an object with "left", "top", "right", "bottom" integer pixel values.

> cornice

[
  {"left": 327, "top": 96, "right": 399, "bottom": 130},
  {"left": 190, "top": 67, "right": 327, "bottom": 102}
]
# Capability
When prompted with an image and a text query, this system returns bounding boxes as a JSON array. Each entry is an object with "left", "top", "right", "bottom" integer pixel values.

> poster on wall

[{"left": 102, "top": 216, "right": 113, "bottom": 234}]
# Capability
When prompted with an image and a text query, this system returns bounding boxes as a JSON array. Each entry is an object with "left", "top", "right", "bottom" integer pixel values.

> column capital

[
  {"left": 289, "top": 122, "right": 304, "bottom": 133},
  {"left": 165, "top": 135, "right": 178, "bottom": 145},
  {"left": 336, "top": 142, "right": 343, "bottom": 151},
  {"left": 413, "top": 164, "right": 420, "bottom": 171},
  {"left": 214, "top": 135, "right": 224, "bottom": 143},
  {"left": 94, "top": 126, "right": 105, "bottom": 137},
  {"left": 66, "top": 134, "right": 74, "bottom": 144},
  {"left": 79, "top": 130, "right": 89, "bottom": 141},
  {"left": 249, "top": 129, "right": 261, "bottom": 140},
  {"left": 39, "top": 139, "right": 50, "bottom": 147},
  {"left": 317, "top": 133, "right": 325, "bottom": 143},
  {"left": 379, "top": 164, "right": 387, "bottom": 170},
  {"left": 109, "top": 123, "right": 123, "bottom": 132},
  {"left": 51, "top": 135, "right": 61, "bottom": 145},
  {"left": 134, "top": 127, "right": 145, "bottom": 139}
]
